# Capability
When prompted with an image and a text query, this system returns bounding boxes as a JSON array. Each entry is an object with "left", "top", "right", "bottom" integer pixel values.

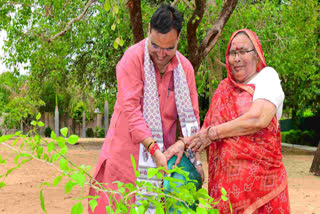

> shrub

[
  {"left": 86, "top": 127, "right": 94, "bottom": 138},
  {"left": 281, "top": 129, "right": 315, "bottom": 146},
  {"left": 44, "top": 126, "right": 52, "bottom": 137},
  {"left": 98, "top": 128, "right": 105, "bottom": 138}
]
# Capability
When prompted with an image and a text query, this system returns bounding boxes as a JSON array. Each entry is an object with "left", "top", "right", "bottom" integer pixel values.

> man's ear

[{"left": 148, "top": 23, "right": 151, "bottom": 36}]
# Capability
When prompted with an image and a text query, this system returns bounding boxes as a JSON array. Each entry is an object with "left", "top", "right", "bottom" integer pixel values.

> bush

[
  {"left": 44, "top": 126, "right": 52, "bottom": 137},
  {"left": 0, "top": 130, "right": 2, "bottom": 137},
  {"left": 86, "top": 128, "right": 94, "bottom": 138},
  {"left": 98, "top": 128, "right": 105, "bottom": 138},
  {"left": 281, "top": 129, "right": 315, "bottom": 146}
]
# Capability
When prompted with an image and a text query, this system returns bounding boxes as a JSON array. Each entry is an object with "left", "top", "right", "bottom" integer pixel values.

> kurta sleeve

[{"left": 116, "top": 48, "right": 152, "bottom": 144}]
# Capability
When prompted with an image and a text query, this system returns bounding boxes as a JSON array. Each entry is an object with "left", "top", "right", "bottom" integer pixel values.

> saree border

[{"left": 243, "top": 180, "right": 288, "bottom": 214}]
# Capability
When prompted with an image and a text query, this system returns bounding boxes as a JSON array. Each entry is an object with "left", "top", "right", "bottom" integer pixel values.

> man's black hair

[{"left": 150, "top": 5, "right": 183, "bottom": 35}]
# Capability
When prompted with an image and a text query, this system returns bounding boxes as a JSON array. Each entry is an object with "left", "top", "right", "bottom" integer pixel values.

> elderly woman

[{"left": 178, "top": 29, "right": 290, "bottom": 213}]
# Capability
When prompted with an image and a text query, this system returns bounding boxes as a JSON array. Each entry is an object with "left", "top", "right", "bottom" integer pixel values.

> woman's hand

[
  {"left": 185, "top": 128, "right": 210, "bottom": 152},
  {"left": 164, "top": 140, "right": 185, "bottom": 166}
]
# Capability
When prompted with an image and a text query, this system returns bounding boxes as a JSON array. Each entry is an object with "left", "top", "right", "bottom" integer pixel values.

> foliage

[
  {"left": 44, "top": 127, "right": 52, "bottom": 138},
  {"left": 0, "top": 114, "right": 230, "bottom": 213},
  {"left": 98, "top": 128, "right": 105, "bottom": 138},
  {"left": 208, "top": 0, "right": 320, "bottom": 123},
  {"left": 86, "top": 128, "right": 94, "bottom": 138},
  {"left": 94, "top": 126, "right": 105, "bottom": 138},
  {"left": 281, "top": 130, "right": 316, "bottom": 146},
  {"left": 1, "top": 80, "right": 44, "bottom": 129}
]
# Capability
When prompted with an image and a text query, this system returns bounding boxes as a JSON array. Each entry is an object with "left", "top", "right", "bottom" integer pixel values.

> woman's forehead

[{"left": 230, "top": 33, "right": 254, "bottom": 50}]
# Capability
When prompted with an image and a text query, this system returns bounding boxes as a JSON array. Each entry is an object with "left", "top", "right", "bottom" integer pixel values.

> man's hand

[
  {"left": 153, "top": 149, "right": 169, "bottom": 176},
  {"left": 164, "top": 140, "right": 185, "bottom": 166}
]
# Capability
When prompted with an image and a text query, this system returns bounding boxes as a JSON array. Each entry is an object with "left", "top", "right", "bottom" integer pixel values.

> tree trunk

[
  {"left": 104, "top": 101, "right": 109, "bottom": 136},
  {"left": 82, "top": 110, "right": 86, "bottom": 138},
  {"left": 20, "top": 120, "right": 23, "bottom": 134},
  {"left": 55, "top": 105, "right": 59, "bottom": 136},
  {"left": 127, "top": 0, "right": 144, "bottom": 44},
  {"left": 310, "top": 141, "right": 320, "bottom": 176}
]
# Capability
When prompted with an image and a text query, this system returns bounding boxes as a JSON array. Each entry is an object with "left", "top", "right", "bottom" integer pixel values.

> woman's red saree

[{"left": 203, "top": 29, "right": 290, "bottom": 214}]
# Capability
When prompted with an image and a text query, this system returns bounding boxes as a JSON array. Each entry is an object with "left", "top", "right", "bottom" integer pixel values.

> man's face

[{"left": 147, "top": 27, "right": 179, "bottom": 69}]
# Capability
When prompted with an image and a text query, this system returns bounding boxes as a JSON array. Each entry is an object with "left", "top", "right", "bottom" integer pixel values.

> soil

[{"left": 0, "top": 139, "right": 320, "bottom": 214}]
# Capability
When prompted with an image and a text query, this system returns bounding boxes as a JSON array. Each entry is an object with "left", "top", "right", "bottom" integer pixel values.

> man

[{"left": 89, "top": 5, "right": 203, "bottom": 213}]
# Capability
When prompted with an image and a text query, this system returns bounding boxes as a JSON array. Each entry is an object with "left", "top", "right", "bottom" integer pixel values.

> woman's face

[{"left": 228, "top": 33, "right": 259, "bottom": 84}]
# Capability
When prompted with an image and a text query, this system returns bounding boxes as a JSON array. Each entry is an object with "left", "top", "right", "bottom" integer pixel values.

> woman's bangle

[
  {"left": 147, "top": 140, "right": 156, "bottom": 151},
  {"left": 207, "top": 125, "right": 220, "bottom": 141},
  {"left": 178, "top": 137, "right": 187, "bottom": 150},
  {"left": 149, "top": 143, "right": 160, "bottom": 156}
]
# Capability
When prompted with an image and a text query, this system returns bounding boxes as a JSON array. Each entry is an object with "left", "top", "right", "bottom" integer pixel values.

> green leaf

[
  {"left": 12, "top": 138, "right": 18, "bottom": 146},
  {"left": 56, "top": 137, "right": 66, "bottom": 148},
  {"left": 105, "top": 206, "right": 114, "bottom": 214},
  {"left": 59, "top": 158, "right": 69, "bottom": 171},
  {"left": 0, "top": 155, "right": 7, "bottom": 164},
  {"left": 40, "top": 189, "right": 47, "bottom": 214},
  {"left": 71, "top": 202, "right": 83, "bottom": 214},
  {"left": 130, "top": 154, "right": 141, "bottom": 177},
  {"left": 221, "top": 187, "right": 227, "bottom": 196},
  {"left": 31, "top": 121, "right": 37, "bottom": 126},
  {"left": 38, "top": 121, "right": 44, "bottom": 127},
  {"left": 119, "top": 38, "right": 124, "bottom": 47},
  {"left": 138, "top": 205, "right": 145, "bottom": 214},
  {"left": 196, "top": 207, "right": 207, "bottom": 214},
  {"left": 113, "top": 41, "right": 119, "bottom": 49},
  {"left": 129, "top": 207, "right": 137, "bottom": 214},
  {"left": 89, "top": 199, "right": 98, "bottom": 213},
  {"left": 67, "top": 135, "right": 79, "bottom": 145},
  {"left": 60, "top": 127, "right": 68, "bottom": 137},
  {"left": 48, "top": 141, "right": 55, "bottom": 152},
  {"left": 50, "top": 131, "right": 57, "bottom": 140},
  {"left": 0, "top": 134, "right": 14, "bottom": 143},
  {"left": 72, "top": 173, "right": 86, "bottom": 188},
  {"left": 65, "top": 180, "right": 77, "bottom": 194},
  {"left": 113, "top": 5, "right": 119, "bottom": 14},
  {"left": 60, "top": 147, "right": 68, "bottom": 155},
  {"left": 36, "top": 113, "right": 41, "bottom": 120},
  {"left": 111, "top": 24, "right": 116, "bottom": 31},
  {"left": 53, "top": 175, "right": 63, "bottom": 187},
  {"left": 147, "top": 168, "right": 158, "bottom": 179},
  {"left": 104, "top": 0, "right": 111, "bottom": 12},
  {"left": 0, "top": 182, "right": 6, "bottom": 189},
  {"left": 36, "top": 146, "right": 44, "bottom": 158},
  {"left": 51, "top": 153, "right": 60, "bottom": 162},
  {"left": 221, "top": 195, "right": 228, "bottom": 201}
]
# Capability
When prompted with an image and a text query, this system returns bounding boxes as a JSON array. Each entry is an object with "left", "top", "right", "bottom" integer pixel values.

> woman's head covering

[{"left": 226, "top": 29, "right": 267, "bottom": 84}]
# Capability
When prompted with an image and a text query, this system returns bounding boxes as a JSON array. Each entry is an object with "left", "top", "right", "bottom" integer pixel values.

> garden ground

[{"left": 0, "top": 139, "right": 320, "bottom": 214}]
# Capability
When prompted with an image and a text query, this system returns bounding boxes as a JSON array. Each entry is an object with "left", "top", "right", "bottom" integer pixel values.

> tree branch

[
  {"left": 199, "top": 0, "right": 238, "bottom": 59},
  {"left": 48, "top": 0, "right": 96, "bottom": 43}
]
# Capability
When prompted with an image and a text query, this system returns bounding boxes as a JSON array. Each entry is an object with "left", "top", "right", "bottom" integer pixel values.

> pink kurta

[{"left": 89, "top": 39, "right": 199, "bottom": 213}]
